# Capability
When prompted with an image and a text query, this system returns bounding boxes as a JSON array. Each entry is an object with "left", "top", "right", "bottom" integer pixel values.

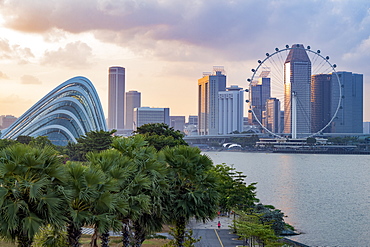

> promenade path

[{"left": 188, "top": 216, "right": 245, "bottom": 247}]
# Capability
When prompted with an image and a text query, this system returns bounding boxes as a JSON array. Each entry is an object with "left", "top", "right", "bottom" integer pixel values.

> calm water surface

[{"left": 205, "top": 151, "right": 370, "bottom": 247}]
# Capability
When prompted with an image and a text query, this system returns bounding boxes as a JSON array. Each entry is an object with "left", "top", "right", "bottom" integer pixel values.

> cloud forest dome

[{"left": 1, "top": 76, "right": 107, "bottom": 146}]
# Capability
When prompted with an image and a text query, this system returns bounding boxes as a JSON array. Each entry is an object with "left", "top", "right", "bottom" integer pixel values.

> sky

[{"left": 0, "top": 0, "right": 370, "bottom": 121}]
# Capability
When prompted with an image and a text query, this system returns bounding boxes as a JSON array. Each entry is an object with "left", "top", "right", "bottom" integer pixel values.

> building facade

[
  {"left": 218, "top": 85, "right": 244, "bottom": 134},
  {"left": 108, "top": 66, "right": 125, "bottom": 133},
  {"left": 1, "top": 77, "right": 107, "bottom": 145},
  {"left": 0, "top": 115, "right": 17, "bottom": 129},
  {"left": 170, "top": 116, "right": 186, "bottom": 132},
  {"left": 134, "top": 107, "right": 170, "bottom": 129},
  {"left": 311, "top": 74, "right": 332, "bottom": 133},
  {"left": 198, "top": 66, "right": 226, "bottom": 135},
  {"left": 330, "top": 71, "right": 363, "bottom": 133},
  {"left": 125, "top": 90, "right": 141, "bottom": 130},
  {"left": 249, "top": 71, "right": 271, "bottom": 125},
  {"left": 284, "top": 44, "right": 311, "bottom": 135},
  {"left": 266, "top": 98, "right": 281, "bottom": 133}
]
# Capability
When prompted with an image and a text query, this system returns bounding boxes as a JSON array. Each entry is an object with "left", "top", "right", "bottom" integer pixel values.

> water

[{"left": 205, "top": 151, "right": 370, "bottom": 247}]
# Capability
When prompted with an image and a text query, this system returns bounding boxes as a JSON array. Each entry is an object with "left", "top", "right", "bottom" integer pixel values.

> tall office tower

[
  {"left": 311, "top": 74, "right": 332, "bottom": 133},
  {"left": 198, "top": 66, "right": 226, "bottom": 135},
  {"left": 134, "top": 107, "right": 170, "bottom": 130},
  {"left": 125, "top": 90, "right": 141, "bottom": 130},
  {"left": 266, "top": 98, "right": 281, "bottom": 133},
  {"left": 170, "top": 116, "right": 186, "bottom": 132},
  {"left": 248, "top": 71, "right": 271, "bottom": 125},
  {"left": 218, "top": 85, "right": 244, "bottom": 134},
  {"left": 330, "top": 71, "right": 363, "bottom": 133},
  {"left": 284, "top": 44, "right": 311, "bottom": 135},
  {"left": 108, "top": 66, "right": 125, "bottom": 133}
]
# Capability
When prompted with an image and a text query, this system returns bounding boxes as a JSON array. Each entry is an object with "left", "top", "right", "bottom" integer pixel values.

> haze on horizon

[{"left": 0, "top": 0, "right": 369, "bottom": 121}]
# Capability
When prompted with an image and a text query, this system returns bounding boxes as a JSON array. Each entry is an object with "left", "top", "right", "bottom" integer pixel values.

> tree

[
  {"left": 0, "top": 139, "right": 17, "bottom": 150},
  {"left": 0, "top": 144, "right": 68, "bottom": 247},
  {"left": 212, "top": 164, "right": 259, "bottom": 213},
  {"left": 134, "top": 123, "right": 187, "bottom": 151},
  {"left": 112, "top": 135, "right": 169, "bottom": 247},
  {"left": 235, "top": 211, "right": 283, "bottom": 247},
  {"left": 16, "top": 135, "right": 33, "bottom": 144},
  {"left": 162, "top": 145, "right": 219, "bottom": 247},
  {"left": 29, "top": 136, "right": 55, "bottom": 149},
  {"left": 65, "top": 130, "right": 116, "bottom": 161},
  {"left": 64, "top": 159, "right": 127, "bottom": 247}
]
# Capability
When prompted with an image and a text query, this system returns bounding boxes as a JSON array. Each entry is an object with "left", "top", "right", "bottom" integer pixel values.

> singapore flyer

[{"left": 247, "top": 44, "right": 342, "bottom": 139}]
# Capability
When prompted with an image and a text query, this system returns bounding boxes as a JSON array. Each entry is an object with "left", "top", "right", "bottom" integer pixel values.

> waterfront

[{"left": 206, "top": 151, "right": 370, "bottom": 247}]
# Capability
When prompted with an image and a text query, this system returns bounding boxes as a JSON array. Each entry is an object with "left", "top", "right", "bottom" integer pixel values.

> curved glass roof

[{"left": 1, "top": 76, "right": 107, "bottom": 146}]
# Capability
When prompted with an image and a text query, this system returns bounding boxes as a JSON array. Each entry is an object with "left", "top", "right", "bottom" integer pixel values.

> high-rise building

[
  {"left": 249, "top": 71, "right": 271, "bottom": 125},
  {"left": 134, "top": 107, "right": 170, "bottom": 130},
  {"left": 125, "top": 90, "right": 141, "bottom": 130},
  {"left": 266, "top": 98, "right": 281, "bottom": 133},
  {"left": 0, "top": 115, "right": 17, "bottom": 129},
  {"left": 187, "top": 115, "right": 198, "bottom": 126},
  {"left": 311, "top": 74, "right": 332, "bottom": 133},
  {"left": 170, "top": 116, "right": 185, "bottom": 132},
  {"left": 108, "top": 66, "right": 125, "bottom": 133},
  {"left": 284, "top": 44, "right": 311, "bottom": 135},
  {"left": 218, "top": 85, "right": 244, "bottom": 134},
  {"left": 330, "top": 71, "right": 363, "bottom": 133},
  {"left": 198, "top": 66, "right": 226, "bottom": 135},
  {"left": 363, "top": 122, "right": 370, "bottom": 134}
]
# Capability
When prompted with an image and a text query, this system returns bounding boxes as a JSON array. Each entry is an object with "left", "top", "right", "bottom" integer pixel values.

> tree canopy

[{"left": 134, "top": 123, "right": 188, "bottom": 150}]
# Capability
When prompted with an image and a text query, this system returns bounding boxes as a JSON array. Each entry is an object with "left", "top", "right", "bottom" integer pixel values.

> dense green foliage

[
  {"left": 65, "top": 130, "right": 116, "bottom": 161},
  {"left": 0, "top": 144, "right": 68, "bottom": 247},
  {"left": 212, "top": 164, "right": 259, "bottom": 212},
  {"left": 0, "top": 131, "right": 288, "bottom": 247},
  {"left": 134, "top": 123, "right": 188, "bottom": 150},
  {"left": 229, "top": 135, "right": 260, "bottom": 147},
  {"left": 162, "top": 146, "right": 219, "bottom": 247}
]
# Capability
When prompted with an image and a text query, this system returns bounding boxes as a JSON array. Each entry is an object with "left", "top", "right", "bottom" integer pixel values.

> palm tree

[
  {"left": 112, "top": 136, "right": 169, "bottom": 247},
  {"left": 0, "top": 144, "right": 68, "bottom": 247},
  {"left": 162, "top": 145, "right": 219, "bottom": 247},
  {"left": 64, "top": 159, "right": 127, "bottom": 247}
]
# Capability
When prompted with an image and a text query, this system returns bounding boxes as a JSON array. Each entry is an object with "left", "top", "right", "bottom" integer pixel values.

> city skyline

[{"left": 0, "top": 1, "right": 369, "bottom": 120}]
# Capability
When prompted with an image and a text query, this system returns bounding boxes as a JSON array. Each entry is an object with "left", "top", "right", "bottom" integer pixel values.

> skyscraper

[
  {"left": 284, "top": 44, "right": 311, "bottom": 135},
  {"left": 218, "top": 85, "right": 244, "bottom": 134},
  {"left": 108, "top": 66, "right": 125, "bottom": 133},
  {"left": 249, "top": 71, "right": 271, "bottom": 125},
  {"left": 125, "top": 90, "right": 141, "bottom": 130},
  {"left": 266, "top": 98, "right": 281, "bottom": 133},
  {"left": 330, "top": 71, "right": 363, "bottom": 133},
  {"left": 311, "top": 74, "right": 332, "bottom": 133},
  {"left": 198, "top": 66, "right": 226, "bottom": 135}
]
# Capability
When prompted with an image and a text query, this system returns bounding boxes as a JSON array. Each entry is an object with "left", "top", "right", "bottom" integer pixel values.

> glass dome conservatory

[{"left": 1, "top": 76, "right": 107, "bottom": 146}]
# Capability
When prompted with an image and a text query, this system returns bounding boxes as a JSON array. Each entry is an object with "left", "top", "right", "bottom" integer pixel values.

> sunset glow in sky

[{"left": 0, "top": 0, "right": 370, "bottom": 120}]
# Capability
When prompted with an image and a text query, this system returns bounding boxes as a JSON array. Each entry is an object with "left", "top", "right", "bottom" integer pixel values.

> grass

[{"left": 0, "top": 235, "right": 170, "bottom": 247}]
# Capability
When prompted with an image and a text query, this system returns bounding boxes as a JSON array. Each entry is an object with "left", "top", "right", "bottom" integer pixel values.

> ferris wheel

[{"left": 246, "top": 44, "right": 342, "bottom": 138}]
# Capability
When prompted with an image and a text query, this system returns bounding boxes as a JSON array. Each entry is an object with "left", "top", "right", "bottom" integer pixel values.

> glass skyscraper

[
  {"left": 108, "top": 66, "right": 125, "bottom": 133},
  {"left": 198, "top": 66, "right": 226, "bottom": 135},
  {"left": 284, "top": 44, "right": 311, "bottom": 135}
]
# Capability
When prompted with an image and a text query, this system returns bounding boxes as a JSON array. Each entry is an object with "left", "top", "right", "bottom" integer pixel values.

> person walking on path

[{"left": 217, "top": 221, "right": 221, "bottom": 229}]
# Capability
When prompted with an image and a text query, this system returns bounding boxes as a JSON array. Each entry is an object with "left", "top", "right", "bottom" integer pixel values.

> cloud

[
  {"left": 0, "top": 71, "right": 9, "bottom": 79},
  {"left": 1, "top": 0, "right": 370, "bottom": 63},
  {"left": 20, "top": 75, "right": 42, "bottom": 85},
  {"left": 41, "top": 41, "right": 93, "bottom": 69},
  {"left": 0, "top": 38, "right": 34, "bottom": 63}
]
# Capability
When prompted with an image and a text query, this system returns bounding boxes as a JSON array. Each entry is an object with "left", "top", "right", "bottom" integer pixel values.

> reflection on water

[{"left": 206, "top": 152, "right": 370, "bottom": 247}]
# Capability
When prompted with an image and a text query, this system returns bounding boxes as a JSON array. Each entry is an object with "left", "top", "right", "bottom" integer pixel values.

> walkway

[{"left": 188, "top": 216, "right": 245, "bottom": 247}]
